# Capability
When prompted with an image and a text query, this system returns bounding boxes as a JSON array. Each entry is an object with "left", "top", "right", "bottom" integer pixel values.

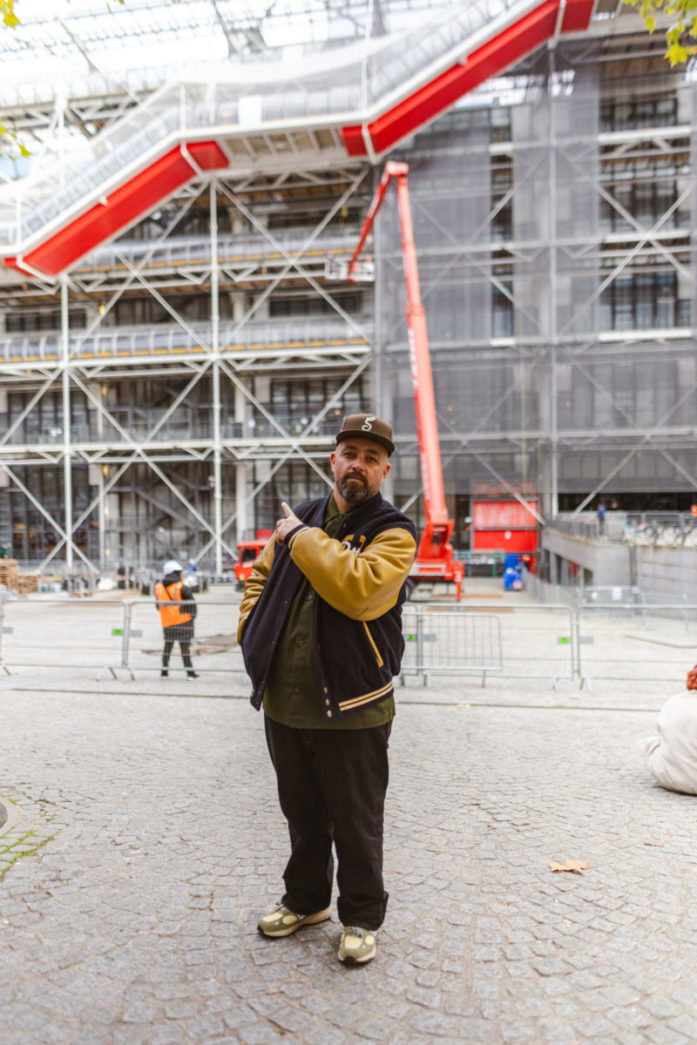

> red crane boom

[{"left": 348, "top": 161, "right": 463, "bottom": 599}]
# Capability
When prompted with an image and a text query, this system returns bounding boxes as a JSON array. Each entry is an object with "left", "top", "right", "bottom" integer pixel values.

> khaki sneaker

[
  {"left": 257, "top": 903, "right": 331, "bottom": 938},
  {"left": 338, "top": 925, "right": 377, "bottom": 964}
]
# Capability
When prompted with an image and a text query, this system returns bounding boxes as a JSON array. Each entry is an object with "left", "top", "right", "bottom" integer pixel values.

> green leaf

[{"left": 666, "top": 40, "right": 690, "bottom": 62}]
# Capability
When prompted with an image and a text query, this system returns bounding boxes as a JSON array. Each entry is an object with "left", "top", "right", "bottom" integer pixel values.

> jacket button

[
  {"left": 325, "top": 698, "right": 330, "bottom": 706},
  {"left": 326, "top": 710, "right": 333, "bottom": 718}
]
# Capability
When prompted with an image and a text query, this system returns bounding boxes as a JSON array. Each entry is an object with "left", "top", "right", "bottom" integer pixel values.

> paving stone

[
  {"left": 162, "top": 1000, "right": 198, "bottom": 1020},
  {"left": 667, "top": 1015, "right": 697, "bottom": 1039},
  {"left": 408, "top": 1010, "right": 460, "bottom": 1036},
  {"left": 183, "top": 1014, "right": 226, "bottom": 1038},
  {"left": 645, "top": 1028, "right": 692, "bottom": 1045},
  {"left": 501, "top": 1020, "right": 536, "bottom": 1043},
  {"left": 405, "top": 985, "right": 441, "bottom": 1009},
  {"left": 0, "top": 647, "right": 696, "bottom": 1044}
]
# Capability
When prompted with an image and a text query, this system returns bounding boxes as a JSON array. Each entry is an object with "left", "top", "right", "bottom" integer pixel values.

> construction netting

[{"left": 375, "top": 48, "right": 697, "bottom": 521}]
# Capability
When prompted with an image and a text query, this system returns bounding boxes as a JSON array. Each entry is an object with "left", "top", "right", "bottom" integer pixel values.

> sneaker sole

[
  {"left": 338, "top": 946, "right": 376, "bottom": 965},
  {"left": 258, "top": 906, "right": 332, "bottom": 938},
  {"left": 338, "top": 932, "right": 377, "bottom": 964}
]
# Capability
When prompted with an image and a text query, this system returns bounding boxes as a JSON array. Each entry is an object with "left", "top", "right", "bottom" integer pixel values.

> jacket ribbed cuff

[{"left": 286, "top": 523, "right": 307, "bottom": 549}]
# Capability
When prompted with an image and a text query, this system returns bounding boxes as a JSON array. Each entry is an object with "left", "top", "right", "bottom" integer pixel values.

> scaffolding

[{"left": 0, "top": 0, "right": 695, "bottom": 578}]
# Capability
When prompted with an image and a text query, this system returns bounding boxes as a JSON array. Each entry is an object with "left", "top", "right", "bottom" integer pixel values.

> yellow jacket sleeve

[
  {"left": 237, "top": 536, "right": 275, "bottom": 642},
  {"left": 288, "top": 525, "right": 416, "bottom": 621}
]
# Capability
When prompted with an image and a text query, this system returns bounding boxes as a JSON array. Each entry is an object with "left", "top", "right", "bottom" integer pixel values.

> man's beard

[{"left": 337, "top": 475, "right": 369, "bottom": 505}]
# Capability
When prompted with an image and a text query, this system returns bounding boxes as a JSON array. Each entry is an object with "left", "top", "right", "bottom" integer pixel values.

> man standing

[
  {"left": 237, "top": 414, "right": 417, "bottom": 964},
  {"left": 154, "top": 559, "right": 199, "bottom": 679}
]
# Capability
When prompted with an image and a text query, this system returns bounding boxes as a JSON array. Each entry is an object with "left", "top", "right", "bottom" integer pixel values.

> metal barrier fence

[
  {"left": 401, "top": 605, "right": 503, "bottom": 686},
  {"left": 484, "top": 603, "right": 577, "bottom": 687},
  {"left": 0, "top": 597, "right": 245, "bottom": 679},
  {"left": 401, "top": 603, "right": 576, "bottom": 688},
  {"left": 118, "top": 599, "right": 245, "bottom": 679},
  {"left": 0, "top": 597, "right": 128, "bottom": 675},
  {"left": 0, "top": 595, "right": 694, "bottom": 688},
  {"left": 576, "top": 603, "right": 697, "bottom": 688}
]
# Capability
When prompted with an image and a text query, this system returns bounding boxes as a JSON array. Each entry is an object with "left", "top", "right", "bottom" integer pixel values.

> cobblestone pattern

[
  {"left": 0, "top": 668, "right": 694, "bottom": 1044},
  {"left": 0, "top": 787, "right": 65, "bottom": 880}
]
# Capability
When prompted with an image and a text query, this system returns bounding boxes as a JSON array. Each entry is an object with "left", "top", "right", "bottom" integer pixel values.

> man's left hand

[{"left": 275, "top": 501, "right": 302, "bottom": 545}]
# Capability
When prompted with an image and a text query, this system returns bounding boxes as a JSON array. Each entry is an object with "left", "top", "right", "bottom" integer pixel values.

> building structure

[{"left": 0, "top": 0, "right": 694, "bottom": 578}]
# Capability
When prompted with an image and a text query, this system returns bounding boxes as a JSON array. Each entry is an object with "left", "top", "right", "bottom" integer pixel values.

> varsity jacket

[{"left": 238, "top": 491, "right": 417, "bottom": 721}]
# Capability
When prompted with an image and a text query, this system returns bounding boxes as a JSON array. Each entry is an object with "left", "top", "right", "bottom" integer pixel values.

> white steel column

[
  {"left": 61, "top": 274, "right": 74, "bottom": 572},
  {"left": 548, "top": 52, "right": 559, "bottom": 517},
  {"left": 210, "top": 180, "right": 223, "bottom": 576},
  {"left": 99, "top": 466, "right": 107, "bottom": 573},
  {"left": 235, "top": 380, "right": 249, "bottom": 544}
]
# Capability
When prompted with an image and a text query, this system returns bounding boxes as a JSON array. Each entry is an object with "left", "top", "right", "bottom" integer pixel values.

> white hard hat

[{"left": 163, "top": 559, "right": 183, "bottom": 575}]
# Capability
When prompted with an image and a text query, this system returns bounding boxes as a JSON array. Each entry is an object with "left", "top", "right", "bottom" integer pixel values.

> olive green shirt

[{"left": 263, "top": 495, "right": 396, "bottom": 729}]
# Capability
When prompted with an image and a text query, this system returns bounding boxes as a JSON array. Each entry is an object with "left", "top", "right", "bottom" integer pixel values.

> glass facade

[{"left": 0, "top": 5, "right": 695, "bottom": 571}]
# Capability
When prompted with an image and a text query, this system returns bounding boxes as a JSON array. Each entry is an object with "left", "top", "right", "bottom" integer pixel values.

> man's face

[{"left": 331, "top": 438, "right": 391, "bottom": 508}]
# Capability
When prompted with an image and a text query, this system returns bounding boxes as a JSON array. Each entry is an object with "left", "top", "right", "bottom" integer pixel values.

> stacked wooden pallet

[
  {"left": 0, "top": 560, "right": 41, "bottom": 594},
  {"left": 14, "top": 574, "right": 38, "bottom": 595},
  {"left": 0, "top": 559, "right": 18, "bottom": 591}
]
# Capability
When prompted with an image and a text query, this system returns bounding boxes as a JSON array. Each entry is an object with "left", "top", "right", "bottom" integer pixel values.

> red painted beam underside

[
  {"left": 6, "top": 140, "right": 228, "bottom": 277},
  {"left": 342, "top": 0, "right": 595, "bottom": 157},
  {"left": 4, "top": 0, "right": 596, "bottom": 277}
]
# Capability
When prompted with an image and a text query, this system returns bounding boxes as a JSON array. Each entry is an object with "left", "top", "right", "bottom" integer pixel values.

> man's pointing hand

[{"left": 275, "top": 501, "right": 302, "bottom": 545}]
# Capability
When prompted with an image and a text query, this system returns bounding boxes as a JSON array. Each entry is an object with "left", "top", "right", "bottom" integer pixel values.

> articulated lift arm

[{"left": 348, "top": 161, "right": 463, "bottom": 597}]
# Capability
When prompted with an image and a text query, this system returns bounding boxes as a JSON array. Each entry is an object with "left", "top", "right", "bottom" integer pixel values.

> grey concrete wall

[
  {"left": 542, "top": 528, "right": 697, "bottom": 601},
  {"left": 542, "top": 530, "right": 632, "bottom": 587},
  {"left": 634, "top": 544, "right": 697, "bottom": 601}
]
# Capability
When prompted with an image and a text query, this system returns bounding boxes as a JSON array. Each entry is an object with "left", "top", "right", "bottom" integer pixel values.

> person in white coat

[{"left": 639, "top": 665, "right": 697, "bottom": 794}]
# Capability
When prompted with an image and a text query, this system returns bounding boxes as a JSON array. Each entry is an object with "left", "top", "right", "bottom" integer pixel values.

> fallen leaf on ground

[{"left": 548, "top": 860, "right": 588, "bottom": 874}]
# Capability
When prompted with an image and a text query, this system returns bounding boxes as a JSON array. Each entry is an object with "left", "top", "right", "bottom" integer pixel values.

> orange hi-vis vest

[{"left": 155, "top": 580, "right": 193, "bottom": 628}]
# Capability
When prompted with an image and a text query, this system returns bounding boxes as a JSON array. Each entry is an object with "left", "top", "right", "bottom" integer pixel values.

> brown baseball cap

[{"left": 335, "top": 413, "right": 395, "bottom": 456}]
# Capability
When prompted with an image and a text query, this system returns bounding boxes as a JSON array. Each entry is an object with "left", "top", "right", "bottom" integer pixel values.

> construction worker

[{"left": 154, "top": 559, "right": 198, "bottom": 679}]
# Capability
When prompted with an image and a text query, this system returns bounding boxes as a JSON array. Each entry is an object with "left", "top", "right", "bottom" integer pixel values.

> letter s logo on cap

[{"left": 361, "top": 415, "right": 376, "bottom": 432}]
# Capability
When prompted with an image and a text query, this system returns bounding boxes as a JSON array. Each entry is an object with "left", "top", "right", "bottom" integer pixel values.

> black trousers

[
  {"left": 162, "top": 622, "right": 194, "bottom": 669},
  {"left": 264, "top": 715, "right": 391, "bottom": 930}
]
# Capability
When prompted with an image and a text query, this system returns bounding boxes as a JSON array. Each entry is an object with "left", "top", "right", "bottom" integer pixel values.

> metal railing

[
  {"left": 83, "top": 229, "right": 362, "bottom": 271},
  {"left": 622, "top": 512, "right": 697, "bottom": 548},
  {"left": 401, "top": 604, "right": 503, "bottom": 686},
  {"left": 0, "top": 594, "right": 693, "bottom": 689},
  {"left": 0, "top": 596, "right": 245, "bottom": 679},
  {"left": 0, "top": 315, "right": 372, "bottom": 367},
  {"left": 576, "top": 602, "right": 697, "bottom": 688},
  {"left": 401, "top": 602, "right": 577, "bottom": 687},
  {"left": 549, "top": 511, "right": 697, "bottom": 547}
]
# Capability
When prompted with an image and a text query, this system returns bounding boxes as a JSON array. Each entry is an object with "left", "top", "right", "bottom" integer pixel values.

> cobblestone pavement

[{"left": 1, "top": 594, "right": 696, "bottom": 1043}]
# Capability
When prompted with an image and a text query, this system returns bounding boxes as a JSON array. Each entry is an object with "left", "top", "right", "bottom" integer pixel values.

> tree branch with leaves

[
  {"left": 0, "top": 0, "right": 18, "bottom": 28},
  {"left": 0, "top": 0, "right": 182, "bottom": 158},
  {"left": 624, "top": 0, "right": 697, "bottom": 65}
]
